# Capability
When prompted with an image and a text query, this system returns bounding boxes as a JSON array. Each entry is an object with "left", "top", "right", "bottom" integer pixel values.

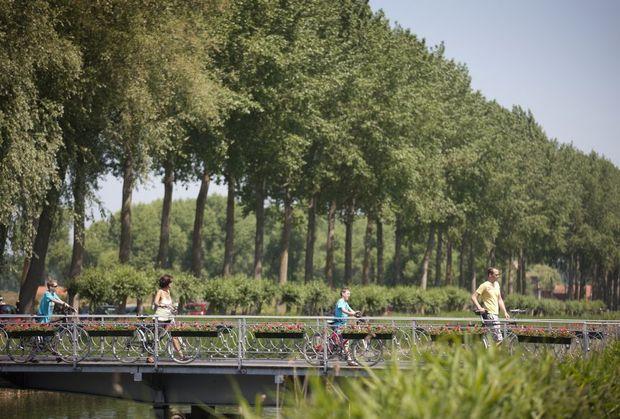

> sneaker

[{"left": 347, "top": 359, "right": 359, "bottom": 367}]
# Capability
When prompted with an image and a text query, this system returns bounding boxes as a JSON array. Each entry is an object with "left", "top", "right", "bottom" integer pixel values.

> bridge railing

[{"left": 1, "top": 314, "right": 619, "bottom": 367}]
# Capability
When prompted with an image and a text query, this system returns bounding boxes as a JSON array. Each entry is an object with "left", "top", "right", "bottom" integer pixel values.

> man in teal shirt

[{"left": 37, "top": 280, "right": 72, "bottom": 323}]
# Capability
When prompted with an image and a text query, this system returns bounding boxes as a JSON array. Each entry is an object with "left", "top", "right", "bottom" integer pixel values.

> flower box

[
  {"left": 339, "top": 324, "right": 395, "bottom": 340},
  {"left": 341, "top": 332, "right": 394, "bottom": 340},
  {"left": 87, "top": 330, "right": 136, "bottom": 337},
  {"left": 573, "top": 331, "right": 603, "bottom": 340},
  {"left": 253, "top": 331, "right": 305, "bottom": 339},
  {"left": 6, "top": 330, "right": 55, "bottom": 338},
  {"left": 250, "top": 322, "right": 305, "bottom": 338},
  {"left": 341, "top": 332, "right": 370, "bottom": 339},
  {"left": 517, "top": 335, "right": 573, "bottom": 345},
  {"left": 372, "top": 332, "right": 394, "bottom": 340},
  {"left": 168, "top": 323, "right": 231, "bottom": 337},
  {"left": 429, "top": 333, "right": 483, "bottom": 343}
]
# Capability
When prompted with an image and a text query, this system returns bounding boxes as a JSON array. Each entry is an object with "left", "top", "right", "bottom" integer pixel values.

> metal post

[
  {"left": 275, "top": 374, "right": 284, "bottom": 419},
  {"left": 322, "top": 319, "right": 328, "bottom": 373},
  {"left": 72, "top": 322, "right": 78, "bottom": 368},
  {"left": 154, "top": 317, "right": 159, "bottom": 369},
  {"left": 582, "top": 322, "right": 589, "bottom": 357},
  {"left": 412, "top": 320, "right": 417, "bottom": 359},
  {"left": 237, "top": 318, "right": 243, "bottom": 371}
]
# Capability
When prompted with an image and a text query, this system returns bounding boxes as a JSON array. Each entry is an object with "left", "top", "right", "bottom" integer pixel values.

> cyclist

[
  {"left": 471, "top": 267, "right": 510, "bottom": 344},
  {"left": 37, "top": 279, "right": 74, "bottom": 323},
  {"left": 147, "top": 274, "right": 183, "bottom": 363},
  {"left": 332, "top": 287, "right": 361, "bottom": 366}
]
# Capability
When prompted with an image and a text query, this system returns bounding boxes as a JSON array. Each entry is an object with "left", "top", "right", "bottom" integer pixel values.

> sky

[{"left": 93, "top": 0, "right": 620, "bottom": 220}]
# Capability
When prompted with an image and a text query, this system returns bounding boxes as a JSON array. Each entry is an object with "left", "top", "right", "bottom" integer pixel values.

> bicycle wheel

[
  {"left": 88, "top": 335, "right": 115, "bottom": 360},
  {"left": 302, "top": 333, "right": 325, "bottom": 366},
  {"left": 168, "top": 336, "right": 200, "bottom": 364},
  {"left": 6, "top": 336, "right": 37, "bottom": 363},
  {"left": 411, "top": 329, "right": 432, "bottom": 356},
  {"left": 142, "top": 327, "right": 170, "bottom": 358},
  {"left": 352, "top": 337, "right": 384, "bottom": 367},
  {"left": 112, "top": 330, "right": 145, "bottom": 363},
  {"left": 54, "top": 325, "right": 91, "bottom": 363},
  {"left": 0, "top": 328, "right": 7, "bottom": 353}
]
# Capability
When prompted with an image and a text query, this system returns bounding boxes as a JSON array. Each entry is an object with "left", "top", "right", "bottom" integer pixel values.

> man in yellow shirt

[{"left": 471, "top": 267, "right": 510, "bottom": 343}]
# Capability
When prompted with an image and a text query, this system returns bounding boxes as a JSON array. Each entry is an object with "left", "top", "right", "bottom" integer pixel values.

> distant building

[{"left": 542, "top": 284, "right": 592, "bottom": 301}]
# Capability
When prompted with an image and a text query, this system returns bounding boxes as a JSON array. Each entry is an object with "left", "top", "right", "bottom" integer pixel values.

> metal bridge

[{"left": 1, "top": 314, "right": 618, "bottom": 417}]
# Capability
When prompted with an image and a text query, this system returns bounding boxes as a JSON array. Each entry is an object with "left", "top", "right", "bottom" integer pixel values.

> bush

[
  {"left": 301, "top": 281, "right": 334, "bottom": 315},
  {"left": 442, "top": 286, "right": 472, "bottom": 312},
  {"left": 74, "top": 263, "right": 151, "bottom": 310},
  {"left": 350, "top": 285, "right": 390, "bottom": 316},
  {"left": 389, "top": 286, "right": 417, "bottom": 313},
  {"left": 279, "top": 283, "right": 306, "bottom": 312},
  {"left": 204, "top": 277, "right": 239, "bottom": 314},
  {"left": 74, "top": 266, "right": 111, "bottom": 308}
]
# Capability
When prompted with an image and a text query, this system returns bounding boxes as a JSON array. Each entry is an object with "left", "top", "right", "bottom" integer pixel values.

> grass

[{"left": 240, "top": 342, "right": 620, "bottom": 419}]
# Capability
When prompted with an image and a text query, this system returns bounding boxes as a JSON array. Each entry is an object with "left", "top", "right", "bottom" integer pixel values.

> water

[
  {"left": 0, "top": 387, "right": 277, "bottom": 418},
  {"left": 0, "top": 388, "right": 155, "bottom": 419}
]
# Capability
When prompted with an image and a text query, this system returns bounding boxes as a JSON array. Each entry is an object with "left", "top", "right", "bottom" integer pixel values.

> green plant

[
  {"left": 350, "top": 285, "right": 390, "bottom": 316},
  {"left": 279, "top": 283, "right": 306, "bottom": 312},
  {"left": 241, "top": 342, "right": 620, "bottom": 418},
  {"left": 301, "top": 281, "right": 333, "bottom": 315}
]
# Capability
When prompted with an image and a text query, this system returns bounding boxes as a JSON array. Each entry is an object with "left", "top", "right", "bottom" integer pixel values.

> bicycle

[
  {"left": 112, "top": 316, "right": 170, "bottom": 363},
  {"left": 473, "top": 308, "right": 518, "bottom": 353},
  {"left": 5, "top": 306, "right": 90, "bottom": 363},
  {"left": 303, "top": 316, "right": 384, "bottom": 367},
  {"left": 112, "top": 315, "right": 197, "bottom": 364}
]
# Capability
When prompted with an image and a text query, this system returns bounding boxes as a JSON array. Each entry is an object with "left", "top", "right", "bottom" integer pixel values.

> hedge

[{"left": 74, "top": 269, "right": 608, "bottom": 317}]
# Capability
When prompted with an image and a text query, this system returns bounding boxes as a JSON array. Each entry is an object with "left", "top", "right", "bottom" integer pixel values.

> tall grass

[{"left": 241, "top": 342, "right": 620, "bottom": 418}]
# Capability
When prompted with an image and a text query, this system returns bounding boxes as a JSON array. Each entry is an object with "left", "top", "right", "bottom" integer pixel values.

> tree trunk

[
  {"left": 278, "top": 191, "right": 293, "bottom": 285},
  {"left": 488, "top": 246, "right": 496, "bottom": 267},
  {"left": 459, "top": 236, "right": 466, "bottom": 289},
  {"left": 361, "top": 215, "right": 373, "bottom": 285},
  {"left": 505, "top": 256, "right": 512, "bottom": 295},
  {"left": 344, "top": 200, "right": 354, "bottom": 285},
  {"left": 469, "top": 241, "right": 476, "bottom": 293},
  {"left": 304, "top": 193, "right": 317, "bottom": 282},
  {"left": 156, "top": 161, "right": 174, "bottom": 269},
  {"left": 222, "top": 175, "right": 235, "bottom": 277},
  {"left": 253, "top": 180, "right": 266, "bottom": 279},
  {"left": 574, "top": 256, "right": 581, "bottom": 300},
  {"left": 325, "top": 200, "right": 336, "bottom": 287},
  {"left": 419, "top": 224, "right": 435, "bottom": 290},
  {"left": 68, "top": 158, "right": 87, "bottom": 308},
  {"left": 191, "top": 168, "right": 210, "bottom": 277},
  {"left": 119, "top": 154, "right": 134, "bottom": 264},
  {"left": 601, "top": 269, "right": 608, "bottom": 305},
  {"left": 0, "top": 223, "right": 7, "bottom": 271},
  {"left": 434, "top": 226, "right": 443, "bottom": 287},
  {"left": 614, "top": 271, "right": 620, "bottom": 310},
  {"left": 376, "top": 217, "right": 384, "bottom": 284},
  {"left": 445, "top": 237, "right": 453, "bottom": 286},
  {"left": 518, "top": 249, "right": 526, "bottom": 295},
  {"left": 19, "top": 163, "right": 66, "bottom": 313},
  {"left": 393, "top": 216, "right": 403, "bottom": 285},
  {"left": 579, "top": 260, "right": 587, "bottom": 301},
  {"left": 567, "top": 254, "right": 574, "bottom": 300}
]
